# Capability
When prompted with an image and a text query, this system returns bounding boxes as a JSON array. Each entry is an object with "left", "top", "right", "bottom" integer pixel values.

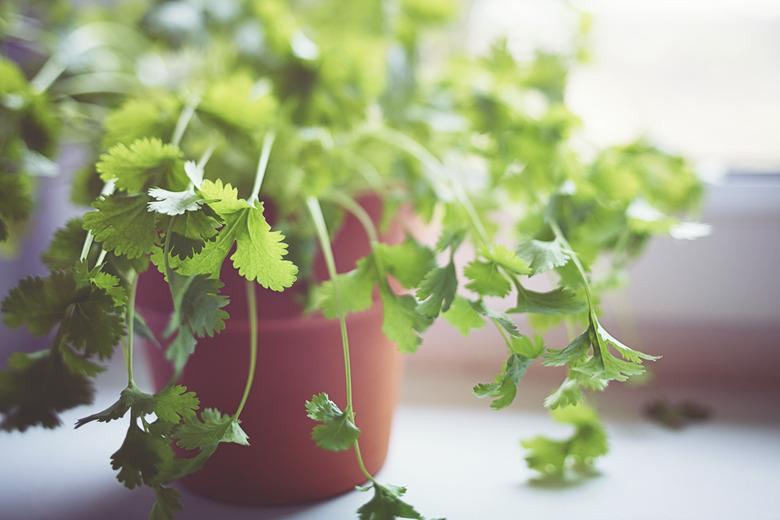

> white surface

[{"left": 1, "top": 396, "right": 779, "bottom": 520}]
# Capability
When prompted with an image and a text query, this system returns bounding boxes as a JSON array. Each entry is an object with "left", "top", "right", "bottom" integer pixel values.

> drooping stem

[
  {"left": 234, "top": 281, "right": 258, "bottom": 419},
  {"left": 125, "top": 272, "right": 139, "bottom": 385},
  {"left": 248, "top": 132, "right": 276, "bottom": 206},
  {"left": 548, "top": 216, "right": 595, "bottom": 311},
  {"left": 306, "top": 196, "right": 374, "bottom": 481}
]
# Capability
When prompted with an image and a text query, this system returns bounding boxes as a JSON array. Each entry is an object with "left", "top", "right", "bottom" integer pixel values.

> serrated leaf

[
  {"left": 442, "top": 296, "right": 485, "bottom": 335},
  {"left": 179, "top": 276, "right": 229, "bottom": 338},
  {"left": 2, "top": 271, "right": 125, "bottom": 358},
  {"left": 522, "top": 403, "right": 608, "bottom": 479},
  {"left": 516, "top": 238, "right": 570, "bottom": 275},
  {"left": 180, "top": 198, "right": 298, "bottom": 291},
  {"left": 379, "top": 288, "right": 429, "bottom": 353},
  {"left": 111, "top": 422, "right": 173, "bottom": 489},
  {"left": 153, "top": 385, "right": 199, "bottom": 424},
  {"left": 544, "top": 378, "right": 583, "bottom": 409},
  {"left": 83, "top": 194, "right": 158, "bottom": 259},
  {"left": 464, "top": 260, "right": 511, "bottom": 297},
  {"left": 96, "top": 138, "right": 186, "bottom": 194},
  {"left": 415, "top": 261, "right": 457, "bottom": 318},
  {"left": 41, "top": 218, "right": 88, "bottom": 270},
  {"left": 232, "top": 205, "right": 299, "bottom": 290},
  {"left": 60, "top": 345, "right": 105, "bottom": 377},
  {"left": 174, "top": 408, "right": 250, "bottom": 450},
  {"left": 313, "top": 257, "right": 375, "bottom": 319},
  {"left": 482, "top": 244, "right": 530, "bottom": 274},
  {"left": 102, "top": 95, "right": 179, "bottom": 148},
  {"left": 0, "top": 350, "right": 94, "bottom": 431},
  {"left": 510, "top": 286, "right": 586, "bottom": 316},
  {"left": 165, "top": 328, "right": 197, "bottom": 376},
  {"left": 473, "top": 354, "right": 532, "bottom": 410},
  {"left": 357, "top": 481, "right": 424, "bottom": 520},
  {"left": 305, "top": 393, "right": 360, "bottom": 452},
  {"left": 374, "top": 239, "right": 436, "bottom": 288}
]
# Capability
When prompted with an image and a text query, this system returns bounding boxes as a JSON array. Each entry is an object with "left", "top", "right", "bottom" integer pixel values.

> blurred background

[
  {"left": 408, "top": 0, "right": 780, "bottom": 412},
  {"left": 1, "top": 1, "right": 779, "bottom": 519}
]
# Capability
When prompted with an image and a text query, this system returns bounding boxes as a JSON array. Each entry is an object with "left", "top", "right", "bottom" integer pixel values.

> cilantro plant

[{"left": 0, "top": 1, "right": 707, "bottom": 519}]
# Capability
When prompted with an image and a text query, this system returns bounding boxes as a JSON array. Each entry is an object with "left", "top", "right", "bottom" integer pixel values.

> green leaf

[
  {"left": 102, "top": 95, "right": 179, "bottom": 148},
  {"left": 544, "top": 320, "right": 658, "bottom": 392},
  {"left": 2, "top": 271, "right": 125, "bottom": 359},
  {"left": 60, "top": 345, "right": 106, "bottom": 378},
  {"left": 111, "top": 422, "right": 174, "bottom": 489},
  {"left": 464, "top": 260, "right": 511, "bottom": 297},
  {"left": 374, "top": 239, "right": 436, "bottom": 288},
  {"left": 482, "top": 244, "right": 531, "bottom": 274},
  {"left": 153, "top": 385, "right": 199, "bottom": 424},
  {"left": 41, "top": 218, "right": 88, "bottom": 270},
  {"left": 0, "top": 350, "right": 94, "bottom": 431},
  {"left": 509, "top": 286, "right": 586, "bottom": 316},
  {"left": 165, "top": 328, "right": 197, "bottom": 376},
  {"left": 473, "top": 354, "right": 532, "bottom": 410},
  {"left": 442, "top": 296, "right": 485, "bottom": 335},
  {"left": 305, "top": 393, "right": 360, "bottom": 452},
  {"left": 2, "top": 272, "right": 78, "bottom": 335},
  {"left": 379, "top": 288, "right": 429, "bottom": 353},
  {"left": 356, "top": 481, "right": 423, "bottom": 520},
  {"left": 180, "top": 185, "right": 298, "bottom": 291},
  {"left": 313, "top": 257, "right": 375, "bottom": 319},
  {"left": 174, "top": 408, "right": 250, "bottom": 450},
  {"left": 83, "top": 194, "right": 158, "bottom": 259},
  {"left": 168, "top": 209, "right": 221, "bottom": 260},
  {"left": 89, "top": 271, "right": 128, "bottom": 308},
  {"left": 516, "top": 238, "right": 570, "bottom": 275},
  {"left": 179, "top": 276, "right": 229, "bottom": 338},
  {"left": 0, "top": 171, "right": 33, "bottom": 240},
  {"left": 96, "top": 138, "right": 186, "bottom": 194},
  {"left": 522, "top": 403, "right": 608, "bottom": 479},
  {"left": 543, "top": 331, "right": 590, "bottom": 367},
  {"left": 415, "top": 261, "right": 457, "bottom": 318},
  {"left": 232, "top": 205, "right": 299, "bottom": 290},
  {"left": 544, "top": 378, "right": 583, "bottom": 409}
]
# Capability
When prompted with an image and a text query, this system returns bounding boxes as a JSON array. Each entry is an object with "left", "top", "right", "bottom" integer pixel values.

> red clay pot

[{"left": 137, "top": 195, "right": 404, "bottom": 505}]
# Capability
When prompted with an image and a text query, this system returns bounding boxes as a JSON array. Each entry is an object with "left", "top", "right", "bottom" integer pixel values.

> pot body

[{"left": 137, "top": 195, "right": 404, "bottom": 504}]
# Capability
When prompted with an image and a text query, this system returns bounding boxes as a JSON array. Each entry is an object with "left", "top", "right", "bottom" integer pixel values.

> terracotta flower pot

[{"left": 137, "top": 195, "right": 404, "bottom": 504}]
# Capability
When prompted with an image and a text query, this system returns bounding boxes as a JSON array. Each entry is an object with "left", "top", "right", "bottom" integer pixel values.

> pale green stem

[
  {"left": 80, "top": 181, "right": 115, "bottom": 263},
  {"left": 306, "top": 196, "right": 373, "bottom": 482},
  {"left": 94, "top": 249, "right": 108, "bottom": 269},
  {"left": 197, "top": 144, "right": 216, "bottom": 170},
  {"left": 234, "top": 281, "right": 258, "bottom": 419},
  {"left": 171, "top": 98, "right": 199, "bottom": 147},
  {"left": 126, "top": 272, "right": 138, "bottom": 385},
  {"left": 248, "top": 132, "right": 276, "bottom": 206}
]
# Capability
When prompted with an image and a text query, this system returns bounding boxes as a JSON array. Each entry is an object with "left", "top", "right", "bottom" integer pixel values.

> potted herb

[{"left": 0, "top": 1, "right": 706, "bottom": 519}]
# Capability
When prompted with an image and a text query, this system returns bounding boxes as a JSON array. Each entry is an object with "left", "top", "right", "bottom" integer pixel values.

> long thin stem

[
  {"left": 306, "top": 196, "right": 373, "bottom": 481},
  {"left": 234, "top": 281, "right": 258, "bottom": 419},
  {"left": 80, "top": 181, "right": 115, "bottom": 263},
  {"left": 171, "top": 98, "right": 199, "bottom": 147},
  {"left": 126, "top": 272, "right": 138, "bottom": 385},
  {"left": 248, "top": 132, "right": 276, "bottom": 206}
]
